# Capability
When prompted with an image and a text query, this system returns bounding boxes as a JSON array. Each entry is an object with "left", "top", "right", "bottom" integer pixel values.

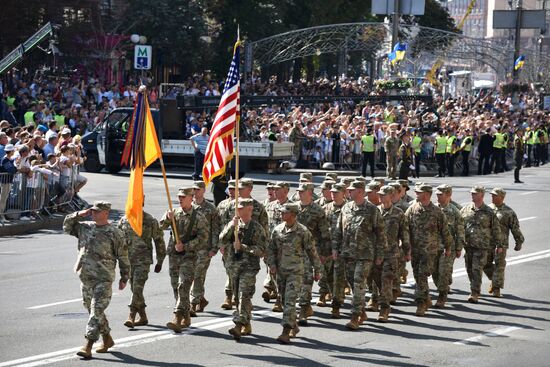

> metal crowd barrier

[{"left": 0, "top": 166, "right": 82, "bottom": 221}]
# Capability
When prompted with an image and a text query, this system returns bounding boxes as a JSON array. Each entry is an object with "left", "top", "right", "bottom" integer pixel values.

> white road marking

[
  {"left": 27, "top": 293, "right": 119, "bottom": 310},
  {"left": 519, "top": 216, "right": 537, "bottom": 222},
  {"left": 0, "top": 251, "right": 18, "bottom": 255},
  {"left": 454, "top": 326, "right": 521, "bottom": 345},
  {"left": 519, "top": 191, "right": 537, "bottom": 196}
]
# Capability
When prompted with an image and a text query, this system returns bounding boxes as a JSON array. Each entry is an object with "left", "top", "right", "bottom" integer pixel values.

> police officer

[
  {"left": 434, "top": 129, "right": 447, "bottom": 177},
  {"left": 513, "top": 128, "right": 525, "bottom": 183},
  {"left": 446, "top": 129, "right": 458, "bottom": 177},
  {"left": 411, "top": 129, "right": 423, "bottom": 178},
  {"left": 459, "top": 129, "right": 473, "bottom": 176},
  {"left": 361, "top": 128, "right": 377, "bottom": 178}
]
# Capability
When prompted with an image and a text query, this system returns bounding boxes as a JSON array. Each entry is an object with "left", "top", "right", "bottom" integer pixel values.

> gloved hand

[{"left": 514, "top": 243, "right": 522, "bottom": 251}]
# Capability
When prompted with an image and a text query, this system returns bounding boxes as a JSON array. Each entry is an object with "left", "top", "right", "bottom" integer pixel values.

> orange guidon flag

[{"left": 121, "top": 87, "right": 162, "bottom": 235}]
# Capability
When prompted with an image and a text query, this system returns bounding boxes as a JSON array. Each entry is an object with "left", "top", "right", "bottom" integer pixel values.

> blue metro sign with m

[{"left": 134, "top": 45, "right": 152, "bottom": 70}]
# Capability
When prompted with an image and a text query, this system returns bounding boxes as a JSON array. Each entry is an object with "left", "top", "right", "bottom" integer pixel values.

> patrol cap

[
  {"left": 297, "top": 183, "right": 315, "bottom": 191},
  {"left": 330, "top": 183, "right": 347, "bottom": 193},
  {"left": 237, "top": 198, "right": 254, "bottom": 208},
  {"left": 490, "top": 187, "right": 506, "bottom": 197},
  {"left": 192, "top": 181, "right": 206, "bottom": 189},
  {"left": 396, "top": 179, "right": 410, "bottom": 190},
  {"left": 325, "top": 173, "right": 338, "bottom": 181},
  {"left": 238, "top": 178, "right": 254, "bottom": 189},
  {"left": 340, "top": 177, "right": 354, "bottom": 186},
  {"left": 266, "top": 182, "right": 275, "bottom": 189},
  {"left": 373, "top": 177, "right": 386, "bottom": 185},
  {"left": 320, "top": 180, "right": 335, "bottom": 190},
  {"left": 227, "top": 179, "right": 236, "bottom": 189},
  {"left": 280, "top": 202, "right": 300, "bottom": 214},
  {"left": 365, "top": 180, "right": 382, "bottom": 193},
  {"left": 354, "top": 176, "right": 367, "bottom": 183},
  {"left": 273, "top": 181, "right": 289, "bottom": 189},
  {"left": 349, "top": 180, "right": 366, "bottom": 190},
  {"left": 378, "top": 185, "right": 395, "bottom": 196},
  {"left": 470, "top": 185, "right": 485, "bottom": 194},
  {"left": 414, "top": 184, "right": 433, "bottom": 193},
  {"left": 388, "top": 182, "right": 402, "bottom": 192},
  {"left": 435, "top": 184, "right": 452, "bottom": 195},
  {"left": 299, "top": 172, "right": 313, "bottom": 181},
  {"left": 90, "top": 200, "right": 111, "bottom": 211},
  {"left": 177, "top": 187, "right": 194, "bottom": 196}
]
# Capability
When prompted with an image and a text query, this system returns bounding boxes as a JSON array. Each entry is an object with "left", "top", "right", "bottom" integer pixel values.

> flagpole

[
  {"left": 158, "top": 156, "right": 181, "bottom": 245},
  {"left": 233, "top": 27, "right": 241, "bottom": 252}
]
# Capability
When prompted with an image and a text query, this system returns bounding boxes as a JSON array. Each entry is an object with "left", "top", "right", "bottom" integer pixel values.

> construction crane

[{"left": 426, "top": 0, "right": 477, "bottom": 87}]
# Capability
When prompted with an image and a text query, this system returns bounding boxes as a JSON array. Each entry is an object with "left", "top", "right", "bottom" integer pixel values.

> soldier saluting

[{"left": 64, "top": 201, "right": 130, "bottom": 360}]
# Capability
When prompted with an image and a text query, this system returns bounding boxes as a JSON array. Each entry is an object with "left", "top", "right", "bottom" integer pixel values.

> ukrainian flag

[
  {"left": 514, "top": 55, "right": 525, "bottom": 70},
  {"left": 388, "top": 42, "right": 408, "bottom": 65}
]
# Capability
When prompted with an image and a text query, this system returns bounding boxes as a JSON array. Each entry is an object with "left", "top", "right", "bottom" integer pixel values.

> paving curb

[{"left": 0, "top": 214, "right": 66, "bottom": 237}]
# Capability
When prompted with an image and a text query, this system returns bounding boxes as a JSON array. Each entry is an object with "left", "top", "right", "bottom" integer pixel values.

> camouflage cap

[
  {"left": 373, "top": 177, "right": 386, "bottom": 185},
  {"left": 192, "top": 181, "right": 206, "bottom": 189},
  {"left": 297, "top": 183, "right": 315, "bottom": 192},
  {"left": 396, "top": 179, "right": 410, "bottom": 190},
  {"left": 349, "top": 180, "right": 366, "bottom": 190},
  {"left": 490, "top": 187, "right": 506, "bottom": 197},
  {"left": 366, "top": 180, "right": 382, "bottom": 193},
  {"left": 470, "top": 185, "right": 485, "bottom": 194},
  {"left": 299, "top": 172, "right": 313, "bottom": 181},
  {"left": 320, "top": 180, "right": 335, "bottom": 190},
  {"left": 354, "top": 176, "right": 367, "bottom": 183},
  {"left": 237, "top": 198, "right": 254, "bottom": 208},
  {"left": 178, "top": 187, "right": 194, "bottom": 196},
  {"left": 435, "top": 184, "right": 452, "bottom": 195},
  {"left": 266, "top": 182, "right": 275, "bottom": 189},
  {"left": 378, "top": 185, "right": 395, "bottom": 196},
  {"left": 388, "top": 182, "right": 402, "bottom": 191},
  {"left": 414, "top": 184, "right": 433, "bottom": 193},
  {"left": 325, "top": 172, "right": 338, "bottom": 181},
  {"left": 330, "top": 183, "right": 347, "bottom": 193},
  {"left": 90, "top": 200, "right": 111, "bottom": 211},
  {"left": 340, "top": 177, "right": 355, "bottom": 186},
  {"left": 238, "top": 178, "right": 254, "bottom": 189},
  {"left": 273, "top": 181, "right": 290, "bottom": 189},
  {"left": 280, "top": 202, "right": 300, "bottom": 214},
  {"left": 227, "top": 179, "right": 236, "bottom": 189}
]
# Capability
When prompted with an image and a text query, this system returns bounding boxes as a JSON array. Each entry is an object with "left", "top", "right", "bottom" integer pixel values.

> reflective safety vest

[
  {"left": 361, "top": 134, "right": 375, "bottom": 152},
  {"left": 503, "top": 133, "right": 509, "bottom": 148},
  {"left": 24, "top": 111, "right": 34, "bottom": 124},
  {"left": 412, "top": 136, "right": 422, "bottom": 153},
  {"left": 460, "top": 136, "right": 473, "bottom": 152},
  {"left": 542, "top": 130, "right": 549, "bottom": 144},
  {"left": 493, "top": 132, "right": 504, "bottom": 149},
  {"left": 525, "top": 131, "right": 534, "bottom": 145},
  {"left": 435, "top": 136, "right": 447, "bottom": 154},
  {"left": 533, "top": 130, "right": 541, "bottom": 144},
  {"left": 446, "top": 136, "right": 456, "bottom": 154}
]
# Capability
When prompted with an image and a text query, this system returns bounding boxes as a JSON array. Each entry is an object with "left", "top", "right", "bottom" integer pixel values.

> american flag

[{"left": 202, "top": 40, "right": 241, "bottom": 186}]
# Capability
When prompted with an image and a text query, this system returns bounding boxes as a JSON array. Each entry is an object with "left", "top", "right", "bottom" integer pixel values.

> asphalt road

[{"left": 1, "top": 165, "right": 549, "bottom": 367}]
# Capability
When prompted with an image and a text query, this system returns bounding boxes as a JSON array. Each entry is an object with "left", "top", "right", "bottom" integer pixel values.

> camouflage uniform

[
  {"left": 384, "top": 135, "right": 400, "bottom": 179},
  {"left": 64, "top": 210, "right": 130, "bottom": 342},
  {"left": 160, "top": 206, "right": 208, "bottom": 314},
  {"left": 191, "top": 198, "right": 221, "bottom": 307},
  {"left": 432, "top": 202, "right": 464, "bottom": 294},
  {"left": 405, "top": 198, "right": 452, "bottom": 305},
  {"left": 332, "top": 199, "right": 386, "bottom": 317},
  {"left": 264, "top": 195, "right": 291, "bottom": 295},
  {"left": 324, "top": 199, "right": 346, "bottom": 306},
  {"left": 371, "top": 203, "right": 410, "bottom": 308},
  {"left": 460, "top": 199, "right": 502, "bottom": 296},
  {"left": 297, "top": 200, "right": 331, "bottom": 306},
  {"left": 314, "top": 196, "right": 332, "bottom": 207},
  {"left": 267, "top": 220, "right": 321, "bottom": 328},
  {"left": 219, "top": 218, "right": 267, "bottom": 326},
  {"left": 117, "top": 212, "right": 166, "bottom": 312},
  {"left": 484, "top": 201, "right": 524, "bottom": 289},
  {"left": 216, "top": 195, "right": 235, "bottom": 295}
]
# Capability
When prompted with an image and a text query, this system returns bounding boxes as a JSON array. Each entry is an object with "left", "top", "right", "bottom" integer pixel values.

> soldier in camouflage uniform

[
  {"left": 161, "top": 187, "right": 209, "bottom": 333},
  {"left": 267, "top": 203, "right": 321, "bottom": 344},
  {"left": 296, "top": 183, "right": 331, "bottom": 326},
  {"left": 364, "top": 180, "right": 382, "bottom": 294},
  {"left": 405, "top": 184, "right": 452, "bottom": 316},
  {"left": 332, "top": 180, "right": 386, "bottom": 330},
  {"left": 263, "top": 182, "right": 277, "bottom": 206},
  {"left": 432, "top": 184, "right": 465, "bottom": 308},
  {"left": 325, "top": 183, "right": 348, "bottom": 317},
  {"left": 485, "top": 188, "right": 524, "bottom": 297},
  {"left": 219, "top": 198, "right": 267, "bottom": 341},
  {"left": 290, "top": 172, "right": 319, "bottom": 202},
  {"left": 118, "top": 206, "right": 165, "bottom": 329},
  {"left": 460, "top": 186, "right": 502, "bottom": 303},
  {"left": 369, "top": 185, "right": 410, "bottom": 322},
  {"left": 314, "top": 180, "right": 335, "bottom": 207},
  {"left": 340, "top": 177, "right": 354, "bottom": 200},
  {"left": 385, "top": 128, "right": 400, "bottom": 180},
  {"left": 191, "top": 181, "right": 221, "bottom": 314},
  {"left": 264, "top": 181, "right": 291, "bottom": 312},
  {"left": 64, "top": 201, "right": 130, "bottom": 359},
  {"left": 392, "top": 180, "right": 413, "bottom": 287}
]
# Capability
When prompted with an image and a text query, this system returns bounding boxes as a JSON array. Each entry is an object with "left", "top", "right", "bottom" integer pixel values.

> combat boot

[
  {"left": 358, "top": 308, "right": 368, "bottom": 324},
  {"left": 262, "top": 290, "right": 271, "bottom": 303},
  {"left": 269, "top": 291, "right": 278, "bottom": 300},
  {"left": 277, "top": 327, "right": 292, "bottom": 344},
  {"left": 488, "top": 282, "right": 494, "bottom": 295},
  {"left": 134, "top": 308, "right": 148, "bottom": 326},
  {"left": 425, "top": 295, "right": 433, "bottom": 308},
  {"left": 305, "top": 304, "right": 314, "bottom": 318},
  {"left": 345, "top": 315, "right": 360, "bottom": 330},
  {"left": 316, "top": 293, "right": 327, "bottom": 307},
  {"left": 197, "top": 297, "right": 209, "bottom": 312},
  {"left": 415, "top": 302, "right": 427, "bottom": 317},
  {"left": 435, "top": 293, "right": 447, "bottom": 309},
  {"left": 331, "top": 306, "right": 340, "bottom": 319},
  {"left": 467, "top": 292, "right": 479, "bottom": 304},
  {"left": 492, "top": 287, "right": 502, "bottom": 298},
  {"left": 124, "top": 308, "right": 137, "bottom": 328},
  {"left": 189, "top": 308, "right": 197, "bottom": 317},
  {"left": 400, "top": 269, "right": 408, "bottom": 284},
  {"left": 378, "top": 306, "right": 390, "bottom": 322},
  {"left": 272, "top": 298, "right": 283, "bottom": 312},
  {"left": 241, "top": 323, "right": 252, "bottom": 336},
  {"left": 221, "top": 290, "right": 233, "bottom": 310},
  {"left": 298, "top": 306, "right": 309, "bottom": 326},
  {"left": 391, "top": 288, "right": 401, "bottom": 305},
  {"left": 95, "top": 334, "right": 115, "bottom": 353},
  {"left": 289, "top": 324, "right": 300, "bottom": 338},
  {"left": 76, "top": 338, "right": 94, "bottom": 359},
  {"left": 228, "top": 322, "right": 242, "bottom": 341},
  {"left": 366, "top": 298, "right": 379, "bottom": 312},
  {"left": 181, "top": 312, "right": 191, "bottom": 329},
  {"left": 166, "top": 312, "right": 183, "bottom": 333}
]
